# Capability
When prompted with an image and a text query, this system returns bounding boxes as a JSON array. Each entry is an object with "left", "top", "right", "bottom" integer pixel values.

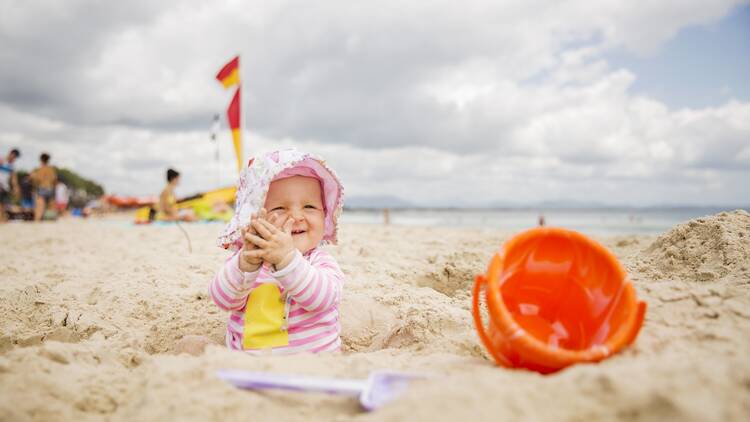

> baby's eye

[
  {"left": 304, "top": 204, "right": 318, "bottom": 209},
  {"left": 270, "top": 207, "right": 285, "bottom": 212}
]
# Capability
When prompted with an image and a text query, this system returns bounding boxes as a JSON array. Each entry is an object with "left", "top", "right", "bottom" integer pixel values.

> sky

[{"left": 1, "top": 0, "right": 748, "bottom": 207}]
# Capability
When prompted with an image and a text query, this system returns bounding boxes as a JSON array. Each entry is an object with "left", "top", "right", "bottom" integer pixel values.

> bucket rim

[{"left": 482, "top": 227, "right": 646, "bottom": 369}]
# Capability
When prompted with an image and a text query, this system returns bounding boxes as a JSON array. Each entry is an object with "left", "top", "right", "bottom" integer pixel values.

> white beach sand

[{"left": 1, "top": 210, "right": 749, "bottom": 421}]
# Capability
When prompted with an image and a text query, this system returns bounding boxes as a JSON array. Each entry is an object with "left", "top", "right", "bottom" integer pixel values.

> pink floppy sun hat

[{"left": 218, "top": 148, "right": 344, "bottom": 251}]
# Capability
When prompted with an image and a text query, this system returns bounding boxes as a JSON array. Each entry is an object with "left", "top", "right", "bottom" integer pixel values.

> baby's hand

[
  {"left": 266, "top": 211, "right": 287, "bottom": 230},
  {"left": 238, "top": 210, "right": 267, "bottom": 272},
  {"left": 248, "top": 216, "right": 296, "bottom": 270}
]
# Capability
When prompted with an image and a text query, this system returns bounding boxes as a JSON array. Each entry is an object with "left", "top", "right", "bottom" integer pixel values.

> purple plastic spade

[{"left": 216, "top": 369, "right": 425, "bottom": 411}]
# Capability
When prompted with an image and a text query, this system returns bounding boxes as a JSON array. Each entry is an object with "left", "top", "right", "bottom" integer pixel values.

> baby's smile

[{"left": 291, "top": 229, "right": 306, "bottom": 235}]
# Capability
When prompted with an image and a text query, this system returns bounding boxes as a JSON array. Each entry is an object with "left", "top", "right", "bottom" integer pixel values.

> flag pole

[
  {"left": 210, "top": 113, "right": 221, "bottom": 186},
  {"left": 239, "top": 63, "right": 244, "bottom": 173},
  {"left": 236, "top": 53, "right": 243, "bottom": 174}
]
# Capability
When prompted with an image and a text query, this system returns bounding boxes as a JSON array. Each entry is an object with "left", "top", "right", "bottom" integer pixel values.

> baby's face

[{"left": 264, "top": 176, "right": 325, "bottom": 253}]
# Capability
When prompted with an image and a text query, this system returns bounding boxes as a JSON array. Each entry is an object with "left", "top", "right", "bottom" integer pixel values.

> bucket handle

[
  {"left": 472, "top": 274, "right": 511, "bottom": 367},
  {"left": 625, "top": 301, "right": 647, "bottom": 346}
]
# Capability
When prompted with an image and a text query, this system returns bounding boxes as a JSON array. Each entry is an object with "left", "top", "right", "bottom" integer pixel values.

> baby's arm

[
  {"left": 209, "top": 250, "right": 260, "bottom": 311},
  {"left": 272, "top": 249, "right": 344, "bottom": 313}
]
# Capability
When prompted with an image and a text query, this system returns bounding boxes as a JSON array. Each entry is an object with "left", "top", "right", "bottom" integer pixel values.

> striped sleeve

[
  {"left": 272, "top": 249, "right": 343, "bottom": 313},
  {"left": 209, "top": 251, "right": 259, "bottom": 311}
]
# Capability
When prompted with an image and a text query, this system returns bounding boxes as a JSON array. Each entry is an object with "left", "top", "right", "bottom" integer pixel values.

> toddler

[{"left": 210, "top": 149, "right": 345, "bottom": 354}]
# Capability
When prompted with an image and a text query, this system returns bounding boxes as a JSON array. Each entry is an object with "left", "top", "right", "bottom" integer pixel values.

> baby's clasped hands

[{"left": 240, "top": 208, "right": 297, "bottom": 272}]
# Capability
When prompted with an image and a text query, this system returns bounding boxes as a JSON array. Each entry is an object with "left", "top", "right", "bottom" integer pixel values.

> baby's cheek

[{"left": 304, "top": 209, "right": 324, "bottom": 222}]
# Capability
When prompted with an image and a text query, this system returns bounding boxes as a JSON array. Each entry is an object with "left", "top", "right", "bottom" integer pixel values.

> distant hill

[
  {"left": 344, "top": 196, "right": 747, "bottom": 211},
  {"left": 345, "top": 195, "right": 415, "bottom": 209},
  {"left": 476, "top": 200, "right": 747, "bottom": 211},
  {"left": 526, "top": 200, "right": 608, "bottom": 209}
]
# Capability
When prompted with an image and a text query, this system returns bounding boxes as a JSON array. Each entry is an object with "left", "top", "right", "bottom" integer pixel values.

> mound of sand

[{"left": 636, "top": 210, "right": 750, "bottom": 283}]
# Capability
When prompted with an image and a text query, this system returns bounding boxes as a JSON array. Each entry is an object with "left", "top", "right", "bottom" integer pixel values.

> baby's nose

[{"left": 289, "top": 209, "right": 304, "bottom": 221}]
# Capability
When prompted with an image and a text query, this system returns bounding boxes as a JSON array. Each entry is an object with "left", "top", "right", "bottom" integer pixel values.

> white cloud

[{"left": 0, "top": 0, "right": 748, "bottom": 206}]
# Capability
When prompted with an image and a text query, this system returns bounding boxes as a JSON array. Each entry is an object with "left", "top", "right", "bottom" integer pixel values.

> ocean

[{"left": 340, "top": 207, "right": 746, "bottom": 236}]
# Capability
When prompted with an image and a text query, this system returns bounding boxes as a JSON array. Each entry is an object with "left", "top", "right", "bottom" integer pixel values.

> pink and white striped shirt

[{"left": 209, "top": 247, "right": 344, "bottom": 354}]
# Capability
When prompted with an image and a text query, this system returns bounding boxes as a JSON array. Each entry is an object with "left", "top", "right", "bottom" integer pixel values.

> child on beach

[
  {"left": 210, "top": 149, "right": 345, "bottom": 355},
  {"left": 54, "top": 179, "right": 69, "bottom": 215}
]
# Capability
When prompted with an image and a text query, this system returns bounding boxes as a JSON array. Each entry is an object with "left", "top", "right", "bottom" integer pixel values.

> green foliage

[
  {"left": 56, "top": 168, "right": 105, "bottom": 196},
  {"left": 17, "top": 168, "right": 104, "bottom": 197}
]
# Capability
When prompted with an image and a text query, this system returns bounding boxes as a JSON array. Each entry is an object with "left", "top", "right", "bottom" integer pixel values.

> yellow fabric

[
  {"left": 242, "top": 283, "right": 289, "bottom": 349},
  {"left": 231, "top": 129, "right": 242, "bottom": 174},
  {"left": 164, "top": 192, "right": 176, "bottom": 208},
  {"left": 158, "top": 188, "right": 177, "bottom": 217},
  {"left": 134, "top": 206, "right": 151, "bottom": 223},
  {"left": 191, "top": 201, "right": 233, "bottom": 222},
  {"left": 221, "top": 69, "right": 240, "bottom": 88}
]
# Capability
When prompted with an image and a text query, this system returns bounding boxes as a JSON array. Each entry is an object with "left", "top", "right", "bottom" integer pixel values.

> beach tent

[{"left": 134, "top": 186, "right": 236, "bottom": 224}]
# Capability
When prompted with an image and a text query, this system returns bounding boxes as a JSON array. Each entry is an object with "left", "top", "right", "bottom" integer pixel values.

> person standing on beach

[
  {"left": 30, "top": 153, "right": 57, "bottom": 222},
  {"left": 0, "top": 148, "right": 21, "bottom": 223},
  {"left": 210, "top": 149, "right": 345, "bottom": 354}
]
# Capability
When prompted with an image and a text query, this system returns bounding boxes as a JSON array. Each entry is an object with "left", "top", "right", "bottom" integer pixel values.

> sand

[{"left": 1, "top": 210, "right": 749, "bottom": 421}]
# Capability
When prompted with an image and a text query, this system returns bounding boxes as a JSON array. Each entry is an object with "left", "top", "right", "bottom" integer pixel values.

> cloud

[
  {"left": 0, "top": 1, "right": 163, "bottom": 112},
  {"left": 0, "top": 0, "right": 748, "bottom": 206}
]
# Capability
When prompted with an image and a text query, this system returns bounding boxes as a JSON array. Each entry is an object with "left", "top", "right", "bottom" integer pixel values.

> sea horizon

[{"left": 339, "top": 206, "right": 747, "bottom": 236}]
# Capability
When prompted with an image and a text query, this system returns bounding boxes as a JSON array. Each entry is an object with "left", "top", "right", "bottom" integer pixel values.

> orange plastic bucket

[{"left": 472, "top": 227, "right": 646, "bottom": 374}]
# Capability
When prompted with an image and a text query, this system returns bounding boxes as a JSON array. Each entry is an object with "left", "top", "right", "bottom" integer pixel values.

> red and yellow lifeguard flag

[
  {"left": 216, "top": 56, "right": 242, "bottom": 172},
  {"left": 216, "top": 56, "right": 240, "bottom": 89},
  {"left": 227, "top": 88, "right": 242, "bottom": 173}
]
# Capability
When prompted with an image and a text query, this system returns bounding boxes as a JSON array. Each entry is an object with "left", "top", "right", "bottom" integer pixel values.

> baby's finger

[
  {"left": 257, "top": 218, "right": 281, "bottom": 235},
  {"left": 246, "top": 213, "right": 257, "bottom": 230},
  {"left": 282, "top": 216, "right": 294, "bottom": 233},
  {"left": 243, "top": 231, "right": 259, "bottom": 248},
  {"left": 250, "top": 219, "right": 274, "bottom": 239},
  {"left": 258, "top": 208, "right": 268, "bottom": 219},
  {"left": 269, "top": 213, "right": 286, "bottom": 229},
  {"left": 242, "top": 249, "right": 265, "bottom": 260},
  {"left": 245, "top": 233, "right": 270, "bottom": 249}
]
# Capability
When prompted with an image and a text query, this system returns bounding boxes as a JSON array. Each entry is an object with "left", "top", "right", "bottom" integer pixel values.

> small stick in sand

[{"left": 176, "top": 221, "right": 192, "bottom": 253}]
